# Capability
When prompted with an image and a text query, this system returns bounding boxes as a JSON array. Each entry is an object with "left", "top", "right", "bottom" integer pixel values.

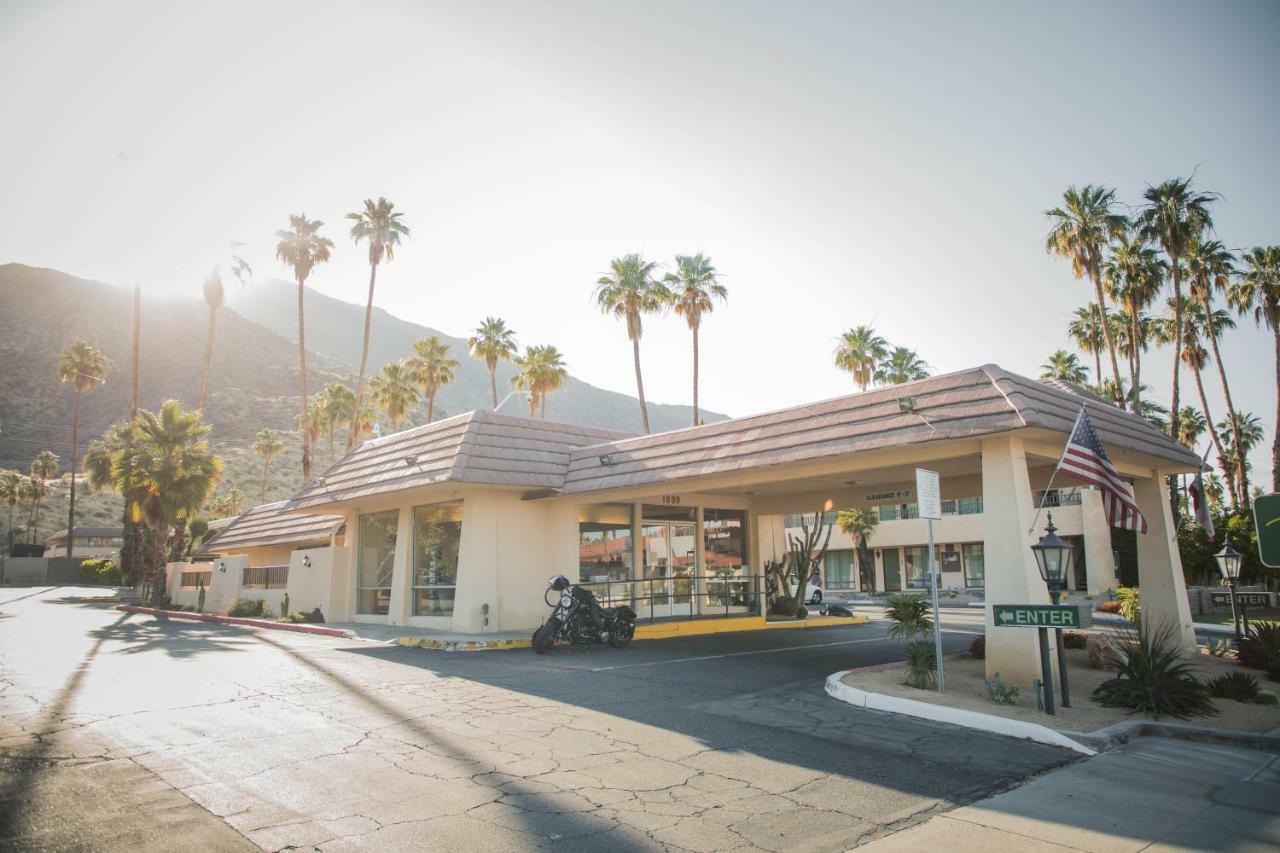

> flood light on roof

[
  {"left": 898, "top": 397, "right": 916, "bottom": 413},
  {"left": 404, "top": 454, "right": 418, "bottom": 467},
  {"left": 598, "top": 453, "right": 614, "bottom": 466}
]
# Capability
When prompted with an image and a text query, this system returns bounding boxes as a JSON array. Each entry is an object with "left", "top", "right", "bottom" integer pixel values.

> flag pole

[{"left": 1028, "top": 405, "right": 1086, "bottom": 536}]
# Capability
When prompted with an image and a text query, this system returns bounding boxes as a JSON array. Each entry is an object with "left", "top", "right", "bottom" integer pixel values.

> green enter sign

[
  {"left": 1254, "top": 494, "right": 1280, "bottom": 569},
  {"left": 993, "top": 604, "right": 1082, "bottom": 628}
]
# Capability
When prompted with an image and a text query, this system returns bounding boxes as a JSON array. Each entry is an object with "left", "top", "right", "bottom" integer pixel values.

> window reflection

[{"left": 413, "top": 502, "right": 462, "bottom": 616}]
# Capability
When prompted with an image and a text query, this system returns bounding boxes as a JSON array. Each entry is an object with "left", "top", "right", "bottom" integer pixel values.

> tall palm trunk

[
  {"left": 1192, "top": 362, "right": 1237, "bottom": 509},
  {"left": 349, "top": 263, "right": 378, "bottom": 451},
  {"left": 261, "top": 458, "right": 270, "bottom": 502},
  {"left": 328, "top": 427, "right": 335, "bottom": 461},
  {"left": 145, "top": 524, "right": 170, "bottom": 602},
  {"left": 691, "top": 324, "right": 700, "bottom": 426},
  {"left": 1273, "top": 329, "right": 1280, "bottom": 494},
  {"left": 1200, "top": 296, "right": 1249, "bottom": 503},
  {"left": 297, "top": 275, "right": 312, "bottom": 481},
  {"left": 1128, "top": 297, "right": 1142, "bottom": 414},
  {"left": 488, "top": 360, "right": 498, "bottom": 409},
  {"left": 632, "top": 335, "right": 650, "bottom": 434},
  {"left": 1092, "top": 348, "right": 1102, "bottom": 387},
  {"left": 1169, "top": 257, "right": 1185, "bottom": 439},
  {"left": 198, "top": 307, "right": 217, "bottom": 410},
  {"left": 427, "top": 390, "right": 435, "bottom": 423},
  {"left": 1090, "top": 265, "right": 1125, "bottom": 408},
  {"left": 66, "top": 390, "right": 81, "bottom": 557}
]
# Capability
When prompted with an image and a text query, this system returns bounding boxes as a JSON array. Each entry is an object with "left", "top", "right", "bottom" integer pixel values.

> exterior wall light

[
  {"left": 1030, "top": 512, "right": 1072, "bottom": 603},
  {"left": 302, "top": 555, "right": 312, "bottom": 568}
]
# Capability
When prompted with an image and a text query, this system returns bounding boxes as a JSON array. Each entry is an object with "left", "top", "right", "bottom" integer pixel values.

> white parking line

[{"left": 590, "top": 628, "right": 982, "bottom": 672}]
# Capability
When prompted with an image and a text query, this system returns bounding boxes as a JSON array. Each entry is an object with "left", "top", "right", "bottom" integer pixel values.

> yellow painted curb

[
  {"left": 634, "top": 613, "right": 867, "bottom": 640},
  {"left": 397, "top": 636, "right": 532, "bottom": 652}
]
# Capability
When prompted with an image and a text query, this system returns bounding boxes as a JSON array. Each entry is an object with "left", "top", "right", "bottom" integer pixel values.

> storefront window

[
  {"left": 825, "top": 549, "right": 853, "bottom": 589},
  {"left": 357, "top": 510, "right": 398, "bottom": 615},
  {"left": 579, "top": 524, "right": 633, "bottom": 583},
  {"left": 904, "top": 545, "right": 930, "bottom": 588},
  {"left": 704, "top": 508, "right": 749, "bottom": 609},
  {"left": 412, "top": 502, "right": 462, "bottom": 616},
  {"left": 963, "top": 543, "right": 985, "bottom": 588}
]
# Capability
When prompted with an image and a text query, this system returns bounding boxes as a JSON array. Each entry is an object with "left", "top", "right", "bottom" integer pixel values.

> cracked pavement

[{"left": 0, "top": 588, "right": 1073, "bottom": 851}]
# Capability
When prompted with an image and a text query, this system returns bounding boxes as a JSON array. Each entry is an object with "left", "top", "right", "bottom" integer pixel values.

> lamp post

[
  {"left": 1215, "top": 538, "right": 1244, "bottom": 641},
  {"left": 1030, "top": 512, "right": 1073, "bottom": 711}
]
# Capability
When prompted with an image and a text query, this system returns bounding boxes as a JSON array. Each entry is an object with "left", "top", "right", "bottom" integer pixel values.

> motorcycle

[{"left": 533, "top": 574, "right": 637, "bottom": 654}]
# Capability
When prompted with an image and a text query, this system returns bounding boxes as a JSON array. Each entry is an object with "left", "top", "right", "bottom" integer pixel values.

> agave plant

[
  {"left": 1091, "top": 625, "right": 1216, "bottom": 719},
  {"left": 904, "top": 641, "right": 937, "bottom": 689},
  {"left": 1205, "top": 671, "right": 1260, "bottom": 702},
  {"left": 1238, "top": 621, "right": 1280, "bottom": 671}
]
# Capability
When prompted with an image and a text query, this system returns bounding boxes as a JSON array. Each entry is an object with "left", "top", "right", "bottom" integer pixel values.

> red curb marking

[{"left": 116, "top": 605, "right": 353, "bottom": 638}]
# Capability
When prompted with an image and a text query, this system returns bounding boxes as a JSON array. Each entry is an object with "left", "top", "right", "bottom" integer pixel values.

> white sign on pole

[{"left": 915, "top": 468, "right": 942, "bottom": 520}]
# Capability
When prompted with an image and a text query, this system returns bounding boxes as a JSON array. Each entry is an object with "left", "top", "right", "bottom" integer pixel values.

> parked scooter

[{"left": 533, "top": 575, "right": 637, "bottom": 654}]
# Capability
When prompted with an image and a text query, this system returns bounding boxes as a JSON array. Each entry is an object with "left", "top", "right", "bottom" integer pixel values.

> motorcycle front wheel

[
  {"left": 533, "top": 616, "right": 561, "bottom": 654},
  {"left": 607, "top": 621, "right": 635, "bottom": 648}
]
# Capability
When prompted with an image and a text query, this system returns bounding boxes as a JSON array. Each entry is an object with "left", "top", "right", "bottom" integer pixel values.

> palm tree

[
  {"left": 28, "top": 450, "right": 59, "bottom": 544},
  {"left": 467, "top": 318, "right": 518, "bottom": 409},
  {"left": 57, "top": 340, "right": 106, "bottom": 557},
  {"left": 1067, "top": 304, "right": 1106, "bottom": 384},
  {"left": 320, "top": 383, "right": 355, "bottom": 460},
  {"left": 1138, "top": 177, "right": 1218, "bottom": 442},
  {"left": 875, "top": 347, "right": 930, "bottom": 385},
  {"left": 1, "top": 470, "right": 21, "bottom": 555},
  {"left": 1229, "top": 246, "right": 1280, "bottom": 493},
  {"left": 1045, "top": 185, "right": 1128, "bottom": 407},
  {"left": 84, "top": 401, "right": 222, "bottom": 595},
  {"left": 196, "top": 253, "right": 251, "bottom": 411},
  {"left": 1164, "top": 297, "right": 1238, "bottom": 505},
  {"left": 368, "top": 361, "right": 420, "bottom": 433},
  {"left": 1186, "top": 239, "right": 1247, "bottom": 500},
  {"left": 1040, "top": 350, "right": 1089, "bottom": 384},
  {"left": 1102, "top": 229, "right": 1164, "bottom": 412},
  {"left": 664, "top": 253, "right": 727, "bottom": 426},
  {"left": 209, "top": 487, "right": 246, "bottom": 519},
  {"left": 408, "top": 336, "right": 458, "bottom": 422},
  {"left": 252, "top": 428, "right": 285, "bottom": 502},
  {"left": 594, "top": 254, "right": 669, "bottom": 433},
  {"left": 836, "top": 507, "right": 880, "bottom": 592},
  {"left": 834, "top": 325, "right": 889, "bottom": 391},
  {"left": 19, "top": 476, "right": 43, "bottom": 546},
  {"left": 512, "top": 345, "right": 568, "bottom": 417},
  {"left": 276, "top": 214, "right": 334, "bottom": 483},
  {"left": 1175, "top": 407, "right": 1207, "bottom": 450},
  {"left": 1218, "top": 411, "right": 1263, "bottom": 495},
  {"left": 346, "top": 197, "right": 410, "bottom": 450}
]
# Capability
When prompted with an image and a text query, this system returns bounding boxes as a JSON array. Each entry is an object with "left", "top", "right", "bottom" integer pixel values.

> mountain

[{"left": 231, "top": 278, "right": 722, "bottom": 433}]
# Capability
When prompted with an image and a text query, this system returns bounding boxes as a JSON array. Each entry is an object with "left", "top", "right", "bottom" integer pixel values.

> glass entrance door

[{"left": 642, "top": 521, "right": 697, "bottom": 618}]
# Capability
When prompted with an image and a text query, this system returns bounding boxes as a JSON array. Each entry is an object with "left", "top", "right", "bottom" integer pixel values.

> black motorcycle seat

[{"left": 601, "top": 607, "right": 616, "bottom": 618}]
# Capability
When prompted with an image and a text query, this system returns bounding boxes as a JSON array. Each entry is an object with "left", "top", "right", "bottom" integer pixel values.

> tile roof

[
  {"left": 202, "top": 501, "right": 345, "bottom": 551},
  {"left": 44, "top": 526, "right": 123, "bottom": 543},
  {"left": 559, "top": 364, "right": 1201, "bottom": 494},
  {"left": 284, "top": 410, "right": 632, "bottom": 510}
]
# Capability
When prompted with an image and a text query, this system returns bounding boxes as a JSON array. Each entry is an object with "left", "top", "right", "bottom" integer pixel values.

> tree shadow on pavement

[{"left": 87, "top": 616, "right": 260, "bottom": 659}]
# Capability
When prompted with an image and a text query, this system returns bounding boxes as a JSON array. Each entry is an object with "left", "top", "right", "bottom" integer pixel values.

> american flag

[{"left": 1057, "top": 407, "right": 1148, "bottom": 533}]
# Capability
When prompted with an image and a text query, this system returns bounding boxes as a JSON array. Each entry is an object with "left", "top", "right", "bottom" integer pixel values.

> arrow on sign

[{"left": 999, "top": 610, "right": 1013, "bottom": 624}]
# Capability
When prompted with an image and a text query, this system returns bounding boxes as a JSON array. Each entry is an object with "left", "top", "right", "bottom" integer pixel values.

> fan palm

[
  {"left": 1228, "top": 246, "right": 1280, "bottom": 493},
  {"left": 467, "top": 318, "right": 518, "bottom": 409},
  {"left": 1175, "top": 407, "right": 1207, "bottom": 450},
  {"left": 1138, "top": 177, "right": 1218, "bottom": 442},
  {"left": 1045, "top": 185, "right": 1128, "bottom": 406},
  {"left": 1040, "top": 350, "right": 1088, "bottom": 384},
  {"left": 1218, "top": 411, "right": 1263, "bottom": 489},
  {"left": 252, "top": 428, "right": 285, "bottom": 502},
  {"left": 1186, "top": 239, "right": 1247, "bottom": 500},
  {"left": 836, "top": 507, "right": 880, "bottom": 592},
  {"left": 1102, "top": 229, "right": 1164, "bottom": 412},
  {"left": 408, "top": 336, "right": 458, "bottom": 422},
  {"left": 84, "top": 401, "right": 222, "bottom": 594},
  {"left": 834, "top": 325, "right": 889, "bottom": 391},
  {"left": 875, "top": 347, "right": 930, "bottom": 385},
  {"left": 209, "top": 487, "right": 246, "bottom": 519},
  {"left": 276, "top": 214, "right": 334, "bottom": 482},
  {"left": 664, "top": 253, "right": 727, "bottom": 426},
  {"left": 320, "top": 383, "right": 355, "bottom": 460},
  {"left": 346, "top": 197, "right": 409, "bottom": 450},
  {"left": 20, "top": 476, "right": 44, "bottom": 546},
  {"left": 27, "top": 450, "right": 59, "bottom": 544},
  {"left": 512, "top": 345, "right": 569, "bottom": 417},
  {"left": 1, "top": 470, "right": 21, "bottom": 555},
  {"left": 594, "top": 254, "right": 669, "bottom": 433},
  {"left": 1067, "top": 304, "right": 1106, "bottom": 383},
  {"left": 57, "top": 339, "right": 106, "bottom": 556},
  {"left": 369, "top": 361, "right": 420, "bottom": 433},
  {"left": 196, "top": 253, "right": 251, "bottom": 411}
]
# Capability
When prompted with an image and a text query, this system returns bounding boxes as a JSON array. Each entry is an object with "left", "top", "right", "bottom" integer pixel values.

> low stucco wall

[
  {"left": 283, "top": 546, "right": 350, "bottom": 621},
  {"left": 166, "top": 557, "right": 246, "bottom": 614}
]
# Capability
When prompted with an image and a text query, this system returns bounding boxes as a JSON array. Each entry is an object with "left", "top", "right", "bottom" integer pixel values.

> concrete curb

[
  {"left": 824, "top": 669, "right": 1097, "bottom": 756},
  {"left": 116, "top": 605, "right": 356, "bottom": 638},
  {"left": 1089, "top": 611, "right": 1238, "bottom": 636},
  {"left": 397, "top": 635, "right": 532, "bottom": 652},
  {"left": 1074, "top": 718, "right": 1280, "bottom": 754}
]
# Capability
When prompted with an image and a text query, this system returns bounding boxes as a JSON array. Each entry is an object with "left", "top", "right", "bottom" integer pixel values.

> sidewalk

[{"left": 863, "top": 736, "right": 1280, "bottom": 851}]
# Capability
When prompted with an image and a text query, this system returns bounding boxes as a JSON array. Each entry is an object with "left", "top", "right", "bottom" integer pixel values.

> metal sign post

[{"left": 916, "top": 469, "right": 944, "bottom": 694}]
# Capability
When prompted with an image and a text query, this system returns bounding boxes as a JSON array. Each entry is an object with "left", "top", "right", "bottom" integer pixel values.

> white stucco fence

[{"left": 165, "top": 546, "right": 351, "bottom": 619}]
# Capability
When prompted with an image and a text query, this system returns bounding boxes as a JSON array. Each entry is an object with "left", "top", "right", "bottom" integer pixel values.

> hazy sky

[{"left": 2, "top": 0, "right": 1277, "bottom": 482}]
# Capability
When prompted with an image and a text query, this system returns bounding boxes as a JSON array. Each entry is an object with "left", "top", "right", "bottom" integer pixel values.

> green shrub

[
  {"left": 1115, "top": 587, "right": 1141, "bottom": 623},
  {"left": 1257, "top": 690, "right": 1279, "bottom": 706},
  {"left": 226, "top": 599, "right": 267, "bottom": 618},
  {"left": 280, "top": 608, "right": 325, "bottom": 625},
  {"left": 885, "top": 595, "right": 934, "bottom": 641},
  {"left": 969, "top": 635, "right": 985, "bottom": 659},
  {"left": 81, "top": 558, "right": 123, "bottom": 586},
  {"left": 1063, "top": 631, "right": 1088, "bottom": 649},
  {"left": 1091, "top": 625, "right": 1216, "bottom": 719},
  {"left": 984, "top": 673, "right": 1019, "bottom": 705},
  {"left": 904, "top": 641, "right": 937, "bottom": 689},
  {"left": 1205, "top": 671, "right": 1261, "bottom": 702},
  {"left": 1096, "top": 600, "right": 1122, "bottom": 614},
  {"left": 1238, "top": 622, "right": 1280, "bottom": 671}
]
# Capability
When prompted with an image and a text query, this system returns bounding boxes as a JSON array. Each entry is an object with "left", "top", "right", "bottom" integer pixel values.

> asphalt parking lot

[{"left": 1, "top": 588, "right": 1072, "bottom": 852}]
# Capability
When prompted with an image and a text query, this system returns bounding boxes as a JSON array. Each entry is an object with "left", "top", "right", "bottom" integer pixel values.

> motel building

[{"left": 178, "top": 364, "right": 1200, "bottom": 683}]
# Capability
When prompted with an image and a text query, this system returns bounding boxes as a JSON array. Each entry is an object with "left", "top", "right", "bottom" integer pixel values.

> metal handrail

[{"left": 574, "top": 571, "right": 764, "bottom": 623}]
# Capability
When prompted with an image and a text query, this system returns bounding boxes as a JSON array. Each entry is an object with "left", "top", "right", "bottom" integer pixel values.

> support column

[
  {"left": 386, "top": 504, "right": 414, "bottom": 627},
  {"left": 981, "top": 436, "right": 1051, "bottom": 684},
  {"left": 631, "top": 502, "right": 643, "bottom": 612},
  {"left": 694, "top": 506, "right": 706, "bottom": 615},
  {"left": 1132, "top": 473, "right": 1197, "bottom": 652},
  {"left": 1080, "top": 488, "right": 1117, "bottom": 596}
]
